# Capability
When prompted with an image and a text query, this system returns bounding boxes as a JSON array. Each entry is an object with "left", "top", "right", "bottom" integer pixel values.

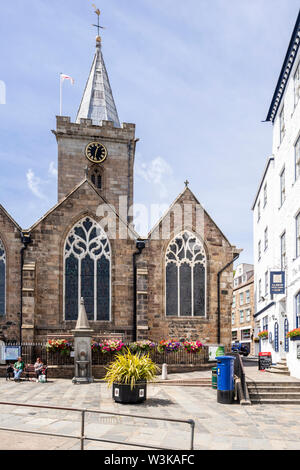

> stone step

[
  {"left": 250, "top": 398, "right": 300, "bottom": 405},
  {"left": 265, "top": 368, "right": 290, "bottom": 375},
  {"left": 249, "top": 392, "right": 300, "bottom": 399},
  {"left": 247, "top": 382, "right": 300, "bottom": 387},
  {"left": 154, "top": 379, "right": 211, "bottom": 386},
  {"left": 248, "top": 386, "right": 300, "bottom": 393}
]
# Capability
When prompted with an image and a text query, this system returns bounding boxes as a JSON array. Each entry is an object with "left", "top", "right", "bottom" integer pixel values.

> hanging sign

[{"left": 270, "top": 272, "right": 285, "bottom": 295}]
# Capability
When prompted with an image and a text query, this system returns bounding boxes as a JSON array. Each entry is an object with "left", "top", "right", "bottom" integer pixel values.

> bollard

[{"left": 162, "top": 363, "right": 168, "bottom": 380}]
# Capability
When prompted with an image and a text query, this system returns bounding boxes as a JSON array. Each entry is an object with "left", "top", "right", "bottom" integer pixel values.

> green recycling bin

[{"left": 212, "top": 367, "right": 217, "bottom": 389}]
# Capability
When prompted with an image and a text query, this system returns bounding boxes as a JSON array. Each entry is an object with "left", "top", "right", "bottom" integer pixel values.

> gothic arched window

[
  {"left": 165, "top": 231, "right": 206, "bottom": 317},
  {"left": 64, "top": 217, "right": 111, "bottom": 321},
  {"left": 0, "top": 239, "right": 6, "bottom": 317},
  {"left": 90, "top": 167, "right": 102, "bottom": 190}
]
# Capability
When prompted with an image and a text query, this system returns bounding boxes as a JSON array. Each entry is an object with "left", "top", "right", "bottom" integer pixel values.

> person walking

[{"left": 13, "top": 357, "right": 25, "bottom": 382}]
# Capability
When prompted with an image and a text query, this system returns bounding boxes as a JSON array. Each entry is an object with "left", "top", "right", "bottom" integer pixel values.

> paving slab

[{"left": 1, "top": 373, "right": 300, "bottom": 450}]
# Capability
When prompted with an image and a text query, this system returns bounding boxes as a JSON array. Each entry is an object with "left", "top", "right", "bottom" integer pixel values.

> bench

[{"left": 25, "top": 364, "right": 48, "bottom": 382}]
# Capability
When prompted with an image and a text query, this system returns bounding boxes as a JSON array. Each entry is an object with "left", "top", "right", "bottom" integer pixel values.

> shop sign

[{"left": 270, "top": 272, "right": 285, "bottom": 295}]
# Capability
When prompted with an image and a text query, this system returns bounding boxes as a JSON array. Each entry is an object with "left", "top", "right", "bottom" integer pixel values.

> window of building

[
  {"left": 232, "top": 330, "right": 238, "bottom": 342},
  {"left": 281, "top": 232, "right": 286, "bottom": 270},
  {"left": 264, "top": 227, "right": 268, "bottom": 251},
  {"left": 246, "top": 290, "right": 250, "bottom": 304},
  {"left": 165, "top": 231, "right": 206, "bottom": 317},
  {"left": 232, "top": 313, "right": 235, "bottom": 325},
  {"left": 259, "top": 279, "right": 262, "bottom": 301},
  {"left": 241, "top": 329, "right": 251, "bottom": 341},
  {"left": 257, "top": 201, "right": 261, "bottom": 222},
  {"left": 294, "top": 61, "right": 300, "bottom": 108},
  {"left": 240, "top": 292, "right": 244, "bottom": 306},
  {"left": 296, "top": 292, "right": 300, "bottom": 328},
  {"left": 0, "top": 239, "right": 5, "bottom": 317},
  {"left": 90, "top": 167, "right": 102, "bottom": 190},
  {"left": 263, "top": 315, "right": 268, "bottom": 331},
  {"left": 258, "top": 241, "right": 262, "bottom": 261},
  {"left": 232, "top": 295, "right": 236, "bottom": 308},
  {"left": 295, "top": 135, "right": 300, "bottom": 181},
  {"left": 240, "top": 310, "right": 244, "bottom": 324},
  {"left": 64, "top": 217, "right": 111, "bottom": 321},
  {"left": 265, "top": 271, "right": 269, "bottom": 296},
  {"left": 280, "top": 107, "right": 285, "bottom": 143},
  {"left": 280, "top": 168, "right": 286, "bottom": 206},
  {"left": 296, "top": 213, "right": 300, "bottom": 259},
  {"left": 246, "top": 309, "right": 251, "bottom": 322},
  {"left": 264, "top": 183, "right": 267, "bottom": 208}
]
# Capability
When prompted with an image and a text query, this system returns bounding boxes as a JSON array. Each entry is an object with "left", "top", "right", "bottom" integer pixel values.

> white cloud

[
  {"left": 26, "top": 169, "right": 46, "bottom": 200},
  {"left": 136, "top": 156, "right": 174, "bottom": 199},
  {"left": 48, "top": 161, "right": 57, "bottom": 178}
]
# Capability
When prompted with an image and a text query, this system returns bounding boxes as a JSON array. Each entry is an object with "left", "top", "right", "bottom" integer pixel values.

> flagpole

[{"left": 60, "top": 73, "right": 62, "bottom": 116}]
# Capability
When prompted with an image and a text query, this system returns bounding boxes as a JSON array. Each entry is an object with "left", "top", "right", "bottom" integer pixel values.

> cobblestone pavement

[{"left": 0, "top": 369, "right": 300, "bottom": 450}]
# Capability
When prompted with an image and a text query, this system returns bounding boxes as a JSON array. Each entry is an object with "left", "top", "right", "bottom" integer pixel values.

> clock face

[{"left": 85, "top": 142, "right": 107, "bottom": 164}]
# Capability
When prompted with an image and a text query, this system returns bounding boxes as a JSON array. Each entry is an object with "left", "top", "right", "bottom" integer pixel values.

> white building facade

[{"left": 252, "top": 12, "right": 300, "bottom": 378}]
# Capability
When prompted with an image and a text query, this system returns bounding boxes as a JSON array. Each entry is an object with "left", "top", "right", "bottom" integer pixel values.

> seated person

[
  {"left": 13, "top": 357, "right": 25, "bottom": 382},
  {"left": 34, "top": 357, "right": 45, "bottom": 382}
]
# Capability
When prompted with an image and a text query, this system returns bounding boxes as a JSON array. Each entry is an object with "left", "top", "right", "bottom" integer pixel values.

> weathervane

[{"left": 92, "top": 4, "right": 105, "bottom": 37}]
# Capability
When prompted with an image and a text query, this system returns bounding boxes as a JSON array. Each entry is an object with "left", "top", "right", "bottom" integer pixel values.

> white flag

[{"left": 60, "top": 73, "right": 75, "bottom": 85}]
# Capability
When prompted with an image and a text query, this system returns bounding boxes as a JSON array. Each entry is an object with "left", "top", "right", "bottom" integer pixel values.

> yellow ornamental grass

[{"left": 104, "top": 349, "right": 159, "bottom": 390}]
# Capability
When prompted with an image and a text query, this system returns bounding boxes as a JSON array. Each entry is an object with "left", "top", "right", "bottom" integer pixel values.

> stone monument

[{"left": 72, "top": 298, "right": 94, "bottom": 384}]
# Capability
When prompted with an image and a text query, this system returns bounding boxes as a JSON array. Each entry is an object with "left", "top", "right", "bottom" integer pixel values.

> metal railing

[
  {"left": 0, "top": 401, "right": 195, "bottom": 451},
  {"left": 4, "top": 342, "right": 209, "bottom": 367}
]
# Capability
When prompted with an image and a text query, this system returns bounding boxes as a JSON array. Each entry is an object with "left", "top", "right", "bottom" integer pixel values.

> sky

[{"left": 0, "top": 0, "right": 299, "bottom": 266}]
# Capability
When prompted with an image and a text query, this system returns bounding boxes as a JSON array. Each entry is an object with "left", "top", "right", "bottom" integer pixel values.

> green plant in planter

[{"left": 104, "top": 349, "right": 159, "bottom": 390}]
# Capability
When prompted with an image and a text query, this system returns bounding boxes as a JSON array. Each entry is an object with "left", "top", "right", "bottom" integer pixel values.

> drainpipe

[
  {"left": 133, "top": 240, "right": 146, "bottom": 342},
  {"left": 20, "top": 232, "right": 32, "bottom": 347},
  {"left": 217, "top": 252, "right": 240, "bottom": 345}
]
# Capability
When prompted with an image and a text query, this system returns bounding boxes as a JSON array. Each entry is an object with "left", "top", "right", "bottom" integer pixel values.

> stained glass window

[
  {"left": 64, "top": 217, "right": 111, "bottom": 321},
  {"left": 0, "top": 239, "right": 5, "bottom": 317},
  {"left": 165, "top": 231, "right": 206, "bottom": 317}
]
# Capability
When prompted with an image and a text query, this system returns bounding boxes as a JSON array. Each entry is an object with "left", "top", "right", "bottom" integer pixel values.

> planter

[
  {"left": 112, "top": 382, "right": 147, "bottom": 404},
  {"left": 289, "top": 336, "right": 300, "bottom": 341}
]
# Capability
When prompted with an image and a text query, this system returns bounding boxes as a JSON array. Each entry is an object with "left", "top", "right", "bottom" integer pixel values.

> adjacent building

[
  {"left": 252, "top": 11, "right": 300, "bottom": 377},
  {"left": 232, "top": 264, "right": 255, "bottom": 355}
]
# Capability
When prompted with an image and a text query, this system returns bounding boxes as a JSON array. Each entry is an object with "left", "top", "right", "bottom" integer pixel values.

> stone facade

[{"left": 0, "top": 39, "right": 240, "bottom": 349}]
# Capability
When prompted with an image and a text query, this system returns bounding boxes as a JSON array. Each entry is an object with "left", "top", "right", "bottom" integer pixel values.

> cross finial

[
  {"left": 92, "top": 4, "right": 105, "bottom": 38},
  {"left": 184, "top": 180, "right": 189, "bottom": 188}
]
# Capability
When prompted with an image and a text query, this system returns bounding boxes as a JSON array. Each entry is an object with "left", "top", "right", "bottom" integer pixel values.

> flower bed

[
  {"left": 258, "top": 331, "right": 268, "bottom": 340},
  {"left": 46, "top": 339, "right": 73, "bottom": 356},
  {"left": 129, "top": 340, "right": 156, "bottom": 354},
  {"left": 157, "top": 340, "right": 181, "bottom": 353},
  {"left": 92, "top": 339, "right": 125, "bottom": 354},
  {"left": 183, "top": 340, "right": 203, "bottom": 353},
  {"left": 287, "top": 328, "right": 300, "bottom": 340}
]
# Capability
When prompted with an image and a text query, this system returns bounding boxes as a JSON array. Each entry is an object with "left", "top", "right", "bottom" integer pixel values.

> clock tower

[{"left": 53, "top": 35, "right": 137, "bottom": 221}]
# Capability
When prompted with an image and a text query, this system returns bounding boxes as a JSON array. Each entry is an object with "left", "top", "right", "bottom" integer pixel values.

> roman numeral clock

[{"left": 85, "top": 142, "right": 108, "bottom": 164}]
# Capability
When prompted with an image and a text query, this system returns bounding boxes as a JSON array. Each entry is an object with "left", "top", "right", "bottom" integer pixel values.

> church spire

[{"left": 76, "top": 8, "right": 120, "bottom": 128}]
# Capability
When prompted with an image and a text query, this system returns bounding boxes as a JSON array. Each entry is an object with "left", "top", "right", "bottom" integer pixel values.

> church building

[{"left": 0, "top": 26, "right": 240, "bottom": 347}]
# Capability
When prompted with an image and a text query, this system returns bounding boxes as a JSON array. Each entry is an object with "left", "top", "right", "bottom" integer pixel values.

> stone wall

[{"left": 0, "top": 206, "right": 22, "bottom": 341}]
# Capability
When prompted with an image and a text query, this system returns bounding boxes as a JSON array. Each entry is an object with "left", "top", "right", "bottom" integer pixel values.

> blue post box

[{"left": 216, "top": 356, "right": 235, "bottom": 404}]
